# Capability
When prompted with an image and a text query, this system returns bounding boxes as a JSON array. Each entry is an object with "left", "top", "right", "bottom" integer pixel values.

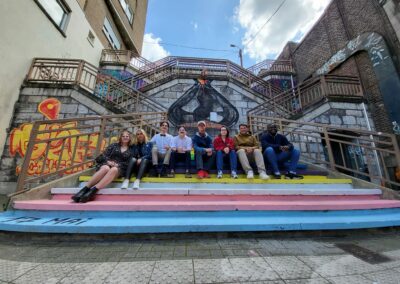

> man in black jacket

[{"left": 261, "top": 123, "right": 303, "bottom": 179}]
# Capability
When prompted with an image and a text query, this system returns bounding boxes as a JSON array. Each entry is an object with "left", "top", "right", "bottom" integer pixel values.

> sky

[{"left": 142, "top": 0, "right": 331, "bottom": 68}]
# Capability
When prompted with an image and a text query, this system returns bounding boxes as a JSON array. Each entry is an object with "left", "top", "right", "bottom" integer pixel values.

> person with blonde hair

[
  {"left": 71, "top": 130, "right": 134, "bottom": 203},
  {"left": 121, "top": 128, "right": 153, "bottom": 189}
]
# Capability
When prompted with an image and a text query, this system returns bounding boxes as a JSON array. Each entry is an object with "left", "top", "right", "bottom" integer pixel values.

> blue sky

[{"left": 142, "top": 0, "right": 331, "bottom": 68}]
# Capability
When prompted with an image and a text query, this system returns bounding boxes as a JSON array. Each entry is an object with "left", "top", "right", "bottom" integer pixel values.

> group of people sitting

[{"left": 71, "top": 121, "right": 303, "bottom": 203}]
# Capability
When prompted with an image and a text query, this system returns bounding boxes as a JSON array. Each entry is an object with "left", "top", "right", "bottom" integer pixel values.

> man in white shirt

[
  {"left": 150, "top": 121, "right": 173, "bottom": 177},
  {"left": 169, "top": 126, "right": 193, "bottom": 178}
]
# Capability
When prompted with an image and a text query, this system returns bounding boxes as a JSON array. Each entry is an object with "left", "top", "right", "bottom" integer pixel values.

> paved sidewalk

[{"left": 0, "top": 230, "right": 400, "bottom": 283}]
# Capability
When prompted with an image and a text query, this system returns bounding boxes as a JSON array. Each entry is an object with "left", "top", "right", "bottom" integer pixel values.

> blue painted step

[{"left": 1, "top": 209, "right": 400, "bottom": 234}]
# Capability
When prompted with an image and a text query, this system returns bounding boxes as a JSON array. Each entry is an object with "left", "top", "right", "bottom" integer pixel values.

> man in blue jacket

[
  {"left": 261, "top": 123, "right": 303, "bottom": 179},
  {"left": 193, "top": 120, "right": 215, "bottom": 178}
]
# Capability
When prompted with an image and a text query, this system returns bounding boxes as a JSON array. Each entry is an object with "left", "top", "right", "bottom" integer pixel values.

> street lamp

[{"left": 230, "top": 44, "right": 243, "bottom": 67}]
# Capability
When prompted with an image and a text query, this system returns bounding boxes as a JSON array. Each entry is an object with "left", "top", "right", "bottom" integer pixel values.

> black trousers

[
  {"left": 125, "top": 158, "right": 150, "bottom": 180},
  {"left": 170, "top": 151, "right": 191, "bottom": 171}
]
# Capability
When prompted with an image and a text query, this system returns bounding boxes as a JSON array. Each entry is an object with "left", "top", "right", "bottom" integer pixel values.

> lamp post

[{"left": 230, "top": 44, "right": 243, "bottom": 67}]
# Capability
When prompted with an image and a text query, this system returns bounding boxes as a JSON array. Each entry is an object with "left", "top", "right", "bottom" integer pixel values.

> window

[
  {"left": 103, "top": 17, "right": 121, "bottom": 49},
  {"left": 87, "top": 30, "right": 95, "bottom": 47},
  {"left": 118, "top": 0, "right": 134, "bottom": 24},
  {"left": 35, "top": 0, "right": 71, "bottom": 35}
]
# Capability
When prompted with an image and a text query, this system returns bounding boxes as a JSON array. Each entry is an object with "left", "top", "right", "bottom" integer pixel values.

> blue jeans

[
  {"left": 216, "top": 150, "right": 237, "bottom": 172},
  {"left": 263, "top": 147, "right": 300, "bottom": 174},
  {"left": 195, "top": 150, "right": 215, "bottom": 171}
]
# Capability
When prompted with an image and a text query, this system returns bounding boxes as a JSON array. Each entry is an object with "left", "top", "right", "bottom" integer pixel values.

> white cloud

[
  {"left": 234, "top": 0, "right": 331, "bottom": 61},
  {"left": 141, "top": 33, "right": 170, "bottom": 61}
]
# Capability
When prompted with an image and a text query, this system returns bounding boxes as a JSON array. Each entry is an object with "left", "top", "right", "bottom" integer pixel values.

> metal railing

[
  {"left": 15, "top": 112, "right": 167, "bottom": 193},
  {"left": 122, "top": 56, "right": 283, "bottom": 98},
  {"left": 26, "top": 58, "right": 166, "bottom": 113},
  {"left": 248, "top": 115, "right": 400, "bottom": 189},
  {"left": 100, "top": 49, "right": 153, "bottom": 70},
  {"left": 248, "top": 75, "right": 363, "bottom": 118},
  {"left": 247, "top": 59, "right": 294, "bottom": 76}
]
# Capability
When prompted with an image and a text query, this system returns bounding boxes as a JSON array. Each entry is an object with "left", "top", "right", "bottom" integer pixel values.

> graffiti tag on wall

[{"left": 9, "top": 98, "right": 104, "bottom": 176}]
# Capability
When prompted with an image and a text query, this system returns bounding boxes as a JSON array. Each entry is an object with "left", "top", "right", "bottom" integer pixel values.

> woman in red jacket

[{"left": 213, "top": 126, "right": 238, "bottom": 178}]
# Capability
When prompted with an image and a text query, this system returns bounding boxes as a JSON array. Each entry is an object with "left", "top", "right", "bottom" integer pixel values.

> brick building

[{"left": 277, "top": 0, "right": 400, "bottom": 133}]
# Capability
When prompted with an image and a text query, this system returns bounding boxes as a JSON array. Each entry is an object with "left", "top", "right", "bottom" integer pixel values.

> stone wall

[
  {"left": 0, "top": 87, "right": 114, "bottom": 195},
  {"left": 145, "top": 79, "right": 265, "bottom": 136}
]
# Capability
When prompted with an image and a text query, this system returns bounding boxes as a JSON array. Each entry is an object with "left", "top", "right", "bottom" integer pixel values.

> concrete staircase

[{"left": 2, "top": 172, "right": 400, "bottom": 234}]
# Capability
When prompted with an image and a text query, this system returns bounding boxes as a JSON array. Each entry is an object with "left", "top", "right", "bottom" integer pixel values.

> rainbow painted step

[{"left": 2, "top": 174, "right": 400, "bottom": 234}]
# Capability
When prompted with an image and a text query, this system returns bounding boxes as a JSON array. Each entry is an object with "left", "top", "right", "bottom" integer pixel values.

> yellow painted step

[{"left": 79, "top": 175, "right": 352, "bottom": 184}]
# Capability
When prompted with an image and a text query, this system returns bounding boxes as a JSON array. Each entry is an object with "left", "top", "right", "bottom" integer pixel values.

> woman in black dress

[{"left": 71, "top": 130, "right": 134, "bottom": 203}]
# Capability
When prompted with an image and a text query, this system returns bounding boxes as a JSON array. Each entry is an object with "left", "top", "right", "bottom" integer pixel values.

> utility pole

[{"left": 230, "top": 44, "right": 243, "bottom": 67}]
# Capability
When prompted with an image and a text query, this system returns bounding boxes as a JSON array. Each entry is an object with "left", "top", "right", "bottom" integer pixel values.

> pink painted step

[
  {"left": 13, "top": 199, "right": 400, "bottom": 211},
  {"left": 52, "top": 194, "right": 380, "bottom": 202}
]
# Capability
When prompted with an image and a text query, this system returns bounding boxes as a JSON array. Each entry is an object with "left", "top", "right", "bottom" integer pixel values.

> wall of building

[
  {"left": 0, "top": 0, "right": 105, "bottom": 160},
  {"left": 283, "top": 0, "right": 400, "bottom": 133},
  {"left": 383, "top": 0, "right": 400, "bottom": 42},
  {"left": 0, "top": 86, "right": 115, "bottom": 195}
]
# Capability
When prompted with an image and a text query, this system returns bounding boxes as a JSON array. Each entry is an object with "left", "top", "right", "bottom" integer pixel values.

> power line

[
  {"left": 143, "top": 41, "right": 236, "bottom": 53},
  {"left": 244, "top": 0, "right": 286, "bottom": 46}
]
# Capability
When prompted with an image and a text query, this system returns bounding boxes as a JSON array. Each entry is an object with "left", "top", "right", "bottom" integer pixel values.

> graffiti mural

[
  {"left": 168, "top": 72, "right": 239, "bottom": 128},
  {"left": 315, "top": 32, "right": 400, "bottom": 128},
  {"left": 9, "top": 98, "right": 104, "bottom": 176}
]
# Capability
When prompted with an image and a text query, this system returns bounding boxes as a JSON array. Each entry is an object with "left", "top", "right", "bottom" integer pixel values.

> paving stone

[
  {"left": 0, "top": 259, "right": 38, "bottom": 282},
  {"left": 362, "top": 269, "right": 400, "bottom": 284},
  {"left": 239, "top": 281, "right": 285, "bottom": 284},
  {"left": 264, "top": 256, "right": 316, "bottom": 280},
  {"left": 298, "top": 255, "right": 384, "bottom": 277},
  {"left": 325, "top": 274, "right": 373, "bottom": 284},
  {"left": 229, "top": 257, "right": 281, "bottom": 282},
  {"left": 104, "top": 261, "right": 155, "bottom": 284},
  {"left": 194, "top": 258, "right": 241, "bottom": 283},
  {"left": 284, "top": 278, "right": 330, "bottom": 284},
  {"left": 58, "top": 262, "right": 118, "bottom": 284},
  {"left": 13, "top": 263, "right": 74, "bottom": 284},
  {"left": 149, "top": 260, "right": 193, "bottom": 284},
  {"left": 186, "top": 249, "right": 211, "bottom": 258}
]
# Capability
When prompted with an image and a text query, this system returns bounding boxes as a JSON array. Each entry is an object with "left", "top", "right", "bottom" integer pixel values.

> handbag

[{"left": 95, "top": 154, "right": 107, "bottom": 165}]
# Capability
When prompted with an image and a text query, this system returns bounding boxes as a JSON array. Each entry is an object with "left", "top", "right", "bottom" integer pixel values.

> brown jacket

[{"left": 234, "top": 132, "right": 259, "bottom": 150}]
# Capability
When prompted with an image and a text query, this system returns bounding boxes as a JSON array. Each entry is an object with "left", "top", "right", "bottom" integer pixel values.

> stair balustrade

[
  {"left": 247, "top": 58, "right": 294, "bottom": 76},
  {"left": 14, "top": 112, "right": 167, "bottom": 193},
  {"left": 26, "top": 58, "right": 166, "bottom": 113},
  {"left": 248, "top": 75, "right": 363, "bottom": 118},
  {"left": 248, "top": 115, "right": 400, "bottom": 189}
]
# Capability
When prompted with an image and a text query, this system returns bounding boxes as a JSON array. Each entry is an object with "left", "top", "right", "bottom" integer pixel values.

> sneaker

[
  {"left": 132, "top": 179, "right": 140, "bottom": 189},
  {"left": 259, "top": 171, "right": 270, "bottom": 180},
  {"left": 197, "top": 170, "right": 205, "bottom": 179},
  {"left": 247, "top": 170, "right": 254, "bottom": 179},
  {"left": 121, "top": 179, "right": 130, "bottom": 189},
  {"left": 285, "top": 172, "right": 304, "bottom": 180},
  {"left": 167, "top": 171, "right": 175, "bottom": 178},
  {"left": 217, "top": 171, "right": 223, "bottom": 179},
  {"left": 273, "top": 173, "right": 281, "bottom": 179},
  {"left": 203, "top": 170, "right": 210, "bottom": 178},
  {"left": 231, "top": 170, "right": 238, "bottom": 179},
  {"left": 185, "top": 170, "right": 192, "bottom": 178}
]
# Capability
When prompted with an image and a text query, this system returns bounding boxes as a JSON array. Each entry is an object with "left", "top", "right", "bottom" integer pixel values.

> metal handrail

[
  {"left": 248, "top": 75, "right": 363, "bottom": 118},
  {"left": 248, "top": 115, "right": 400, "bottom": 189},
  {"left": 26, "top": 58, "right": 166, "bottom": 113},
  {"left": 14, "top": 112, "right": 167, "bottom": 193}
]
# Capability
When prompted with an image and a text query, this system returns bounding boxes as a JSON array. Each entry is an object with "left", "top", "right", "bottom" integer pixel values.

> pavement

[{"left": 0, "top": 230, "right": 400, "bottom": 283}]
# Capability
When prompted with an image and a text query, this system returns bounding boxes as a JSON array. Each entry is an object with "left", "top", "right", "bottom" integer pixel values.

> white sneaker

[
  {"left": 121, "top": 179, "right": 130, "bottom": 189},
  {"left": 217, "top": 171, "right": 223, "bottom": 179},
  {"left": 247, "top": 170, "right": 254, "bottom": 179},
  {"left": 133, "top": 179, "right": 140, "bottom": 190},
  {"left": 231, "top": 171, "right": 238, "bottom": 179},
  {"left": 259, "top": 171, "right": 270, "bottom": 180}
]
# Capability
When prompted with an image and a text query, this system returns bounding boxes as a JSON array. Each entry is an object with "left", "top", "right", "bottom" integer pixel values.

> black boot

[
  {"left": 79, "top": 186, "right": 99, "bottom": 203},
  {"left": 71, "top": 186, "right": 90, "bottom": 203},
  {"left": 148, "top": 165, "right": 159, "bottom": 177},
  {"left": 160, "top": 165, "right": 168, "bottom": 177}
]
